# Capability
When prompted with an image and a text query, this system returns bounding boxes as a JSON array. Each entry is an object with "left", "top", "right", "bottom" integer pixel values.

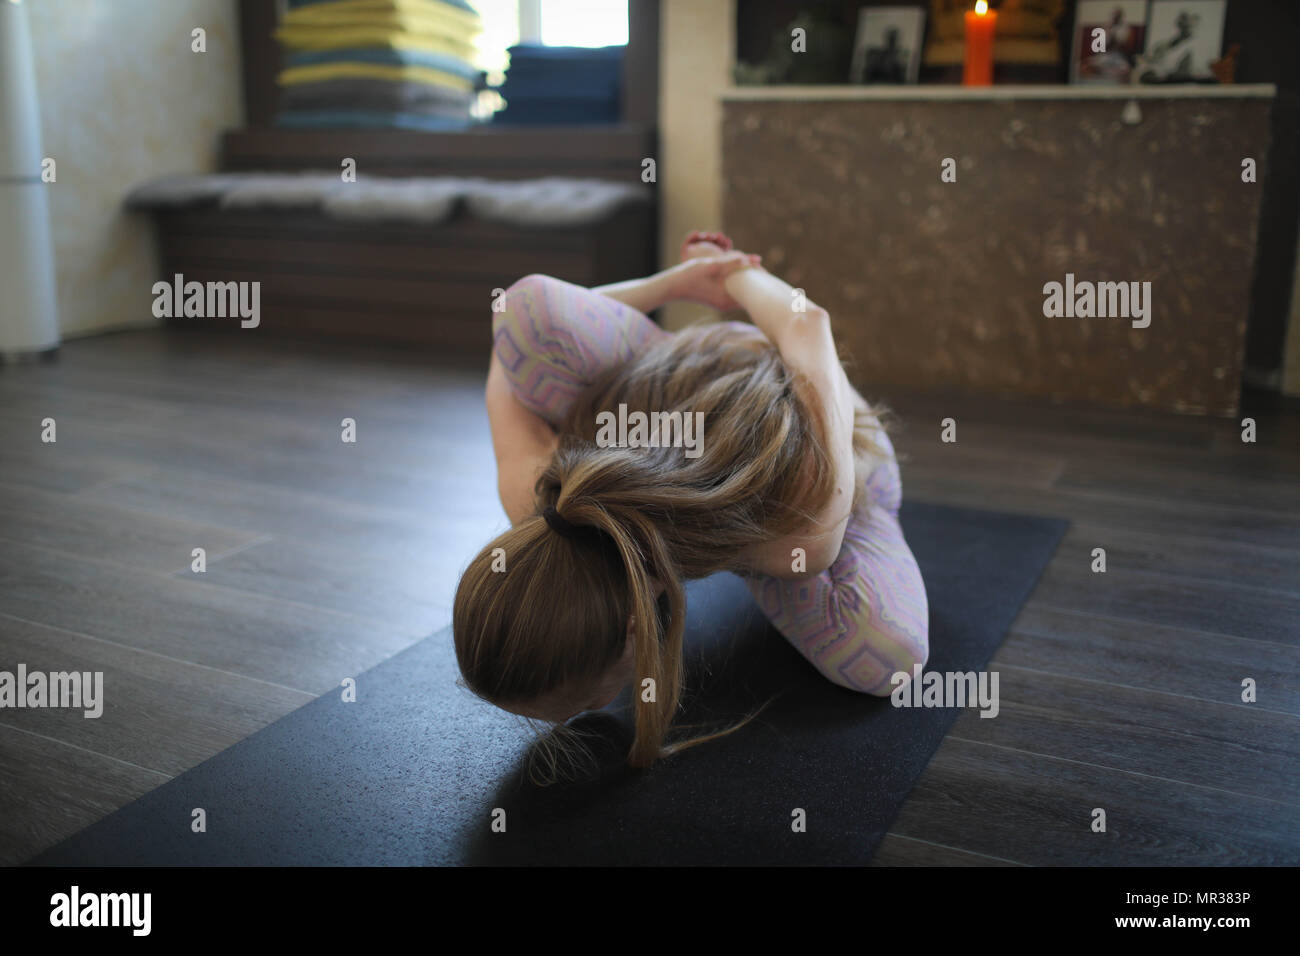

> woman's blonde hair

[{"left": 453, "top": 322, "right": 886, "bottom": 770}]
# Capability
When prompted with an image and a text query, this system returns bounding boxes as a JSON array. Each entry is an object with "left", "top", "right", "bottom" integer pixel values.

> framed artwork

[
  {"left": 1070, "top": 1, "right": 1149, "bottom": 84},
  {"left": 851, "top": 7, "right": 927, "bottom": 84},
  {"left": 1137, "top": 0, "right": 1228, "bottom": 83}
]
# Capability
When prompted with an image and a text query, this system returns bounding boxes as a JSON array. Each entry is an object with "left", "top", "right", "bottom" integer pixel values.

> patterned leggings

[{"left": 491, "top": 274, "right": 930, "bottom": 695}]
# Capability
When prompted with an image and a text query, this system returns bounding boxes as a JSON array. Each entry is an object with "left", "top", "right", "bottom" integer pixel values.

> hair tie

[{"left": 542, "top": 505, "right": 585, "bottom": 540}]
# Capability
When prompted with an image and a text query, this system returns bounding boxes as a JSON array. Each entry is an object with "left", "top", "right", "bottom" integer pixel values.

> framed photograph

[
  {"left": 851, "top": 7, "right": 927, "bottom": 84},
  {"left": 1137, "top": 0, "right": 1228, "bottom": 83},
  {"left": 1070, "top": 1, "right": 1149, "bottom": 84}
]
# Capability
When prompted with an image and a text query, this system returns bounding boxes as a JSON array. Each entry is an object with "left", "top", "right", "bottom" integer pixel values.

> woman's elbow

[{"left": 491, "top": 274, "right": 546, "bottom": 339}]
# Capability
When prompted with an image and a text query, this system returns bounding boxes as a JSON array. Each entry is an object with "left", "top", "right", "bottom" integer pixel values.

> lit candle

[{"left": 963, "top": 0, "right": 997, "bottom": 86}]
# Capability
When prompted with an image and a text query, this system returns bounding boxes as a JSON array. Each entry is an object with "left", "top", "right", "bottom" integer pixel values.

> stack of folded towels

[
  {"left": 493, "top": 43, "right": 624, "bottom": 125},
  {"left": 275, "top": 0, "right": 483, "bottom": 131}
]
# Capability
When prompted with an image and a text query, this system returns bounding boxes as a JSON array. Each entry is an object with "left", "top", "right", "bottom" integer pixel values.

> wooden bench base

[{"left": 151, "top": 202, "right": 655, "bottom": 351}]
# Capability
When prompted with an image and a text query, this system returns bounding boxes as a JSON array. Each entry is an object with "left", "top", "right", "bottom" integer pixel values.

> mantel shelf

[{"left": 721, "top": 84, "right": 1277, "bottom": 102}]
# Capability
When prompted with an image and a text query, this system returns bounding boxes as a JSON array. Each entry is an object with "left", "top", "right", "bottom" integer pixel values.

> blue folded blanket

[
  {"left": 495, "top": 43, "right": 623, "bottom": 106},
  {"left": 496, "top": 71, "right": 618, "bottom": 95},
  {"left": 497, "top": 78, "right": 619, "bottom": 100},
  {"left": 493, "top": 99, "right": 619, "bottom": 125},
  {"left": 285, "top": 46, "right": 481, "bottom": 81},
  {"left": 504, "top": 43, "right": 624, "bottom": 62}
]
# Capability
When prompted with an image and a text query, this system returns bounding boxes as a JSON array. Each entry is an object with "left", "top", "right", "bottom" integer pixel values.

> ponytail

[
  {"left": 454, "top": 321, "right": 862, "bottom": 770},
  {"left": 538, "top": 451, "right": 687, "bottom": 767}
]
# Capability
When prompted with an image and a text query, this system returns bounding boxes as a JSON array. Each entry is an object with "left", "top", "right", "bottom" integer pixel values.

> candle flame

[{"left": 975, "top": 0, "right": 988, "bottom": 13}]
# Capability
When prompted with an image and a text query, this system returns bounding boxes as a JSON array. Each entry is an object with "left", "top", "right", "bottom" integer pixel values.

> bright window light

[
  {"left": 539, "top": 0, "right": 628, "bottom": 47},
  {"left": 471, "top": 0, "right": 520, "bottom": 73}
]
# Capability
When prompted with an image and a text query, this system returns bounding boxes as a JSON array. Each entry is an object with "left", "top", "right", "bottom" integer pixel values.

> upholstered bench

[{"left": 127, "top": 172, "right": 655, "bottom": 350}]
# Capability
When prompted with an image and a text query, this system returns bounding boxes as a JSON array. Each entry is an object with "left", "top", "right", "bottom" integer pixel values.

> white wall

[
  {"left": 26, "top": 0, "right": 242, "bottom": 338},
  {"left": 658, "top": 0, "right": 734, "bottom": 331}
]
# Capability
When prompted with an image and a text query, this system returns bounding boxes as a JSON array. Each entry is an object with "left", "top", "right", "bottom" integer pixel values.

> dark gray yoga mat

[{"left": 31, "top": 501, "right": 1067, "bottom": 866}]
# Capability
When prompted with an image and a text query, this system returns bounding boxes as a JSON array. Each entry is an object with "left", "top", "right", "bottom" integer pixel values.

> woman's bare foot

[{"left": 680, "top": 230, "right": 733, "bottom": 261}]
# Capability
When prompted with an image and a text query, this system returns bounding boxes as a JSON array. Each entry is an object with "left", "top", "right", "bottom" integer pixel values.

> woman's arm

[
  {"left": 723, "top": 266, "right": 859, "bottom": 577},
  {"left": 487, "top": 269, "right": 681, "bottom": 521},
  {"left": 594, "top": 252, "right": 760, "bottom": 313},
  {"left": 485, "top": 241, "right": 759, "bottom": 523},
  {"left": 721, "top": 266, "right": 833, "bottom": 357},
  {"left": 590, "top": 272, "right": 678, "bottom": 313},
  {"left": 486, "top": 352, "right": 559, "bottom": 525}
]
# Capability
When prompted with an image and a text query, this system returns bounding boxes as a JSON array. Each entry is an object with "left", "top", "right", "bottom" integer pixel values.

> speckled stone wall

[{"left": 722, "top": 95, "right": 1271, "bottom": 415}]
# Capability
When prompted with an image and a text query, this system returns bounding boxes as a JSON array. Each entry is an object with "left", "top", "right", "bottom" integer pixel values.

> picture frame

[
  {"left": 1070, "top": 1, "right": 1150, "bottom": 85},
  {"left": 1136, "top": 0, "right": 1228, "bottom": 83},
  {"left": 851, "top": 7, "right": 927, "bottom": 84}
]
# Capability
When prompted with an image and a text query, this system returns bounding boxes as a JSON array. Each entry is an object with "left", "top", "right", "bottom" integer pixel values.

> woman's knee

[{"left": 840, "top": 618, "right": 930, "bottom": 697}]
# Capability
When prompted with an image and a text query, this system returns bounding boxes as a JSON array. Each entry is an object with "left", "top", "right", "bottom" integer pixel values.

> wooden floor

[{"left": 1, "top": 328, "right": 1296, "bottom": 866}]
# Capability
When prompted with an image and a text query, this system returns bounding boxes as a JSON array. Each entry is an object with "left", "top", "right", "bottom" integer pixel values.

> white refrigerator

[{"left": 0, "top": 0, "right": 59, "bottom": 359}]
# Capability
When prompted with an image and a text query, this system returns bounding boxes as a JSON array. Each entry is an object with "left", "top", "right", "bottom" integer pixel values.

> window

[
  {"left": 530, "top": 0, "right": 628, "bottom": 47},
  {"left": 473, "top": 0, "right": 628, "bottom": 74},
  {"left": 471, "top": 0, "right": 628, "bottom": 118}
]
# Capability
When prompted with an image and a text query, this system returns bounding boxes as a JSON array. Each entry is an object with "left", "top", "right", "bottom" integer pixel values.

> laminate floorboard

[{"left": 2, "top": 329, "right": 1296, "bottom": 866}]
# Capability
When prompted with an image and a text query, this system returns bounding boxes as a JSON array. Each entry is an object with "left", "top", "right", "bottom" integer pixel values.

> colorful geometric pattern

[
  {"left": 492, "top": 274, "right": 669, "bottom": 427},
  {"left": 491, "top": 274, "right": 930, "bottom": 694}
]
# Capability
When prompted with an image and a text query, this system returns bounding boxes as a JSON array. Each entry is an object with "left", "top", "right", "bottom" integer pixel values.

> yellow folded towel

[
  {"left": 277, "top": 61, "right": 476, "bottom": 92},
  {"left": 284, "top": 0, "right": 481, "bottom": 35},
  {"left": 281, "top": 9, "right": 481, "bottom": 44},
  {"left": 274, "top": 24, "right": 477, "bottom": 59}
]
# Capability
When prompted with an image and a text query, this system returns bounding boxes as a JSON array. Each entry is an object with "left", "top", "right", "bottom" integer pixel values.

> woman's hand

[
  {"left": 664, "top": 250, "right": 761, "bottom": 311},
  {"left": 593, "top": 231, "right": 758, "bottom": 313}
]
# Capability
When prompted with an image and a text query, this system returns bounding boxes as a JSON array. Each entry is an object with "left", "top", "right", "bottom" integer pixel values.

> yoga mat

[{"left": 30, "top": 501, "right": 1066, "bottom": 866}]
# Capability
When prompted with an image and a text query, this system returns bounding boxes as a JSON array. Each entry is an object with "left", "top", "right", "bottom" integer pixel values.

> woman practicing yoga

[{"left": 453, "top": 231, "right": 929, "bottom": 768}]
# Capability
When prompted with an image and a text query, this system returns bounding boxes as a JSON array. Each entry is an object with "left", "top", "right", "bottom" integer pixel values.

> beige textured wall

[
  {"left": 657, "top": 0, "right": 733, "bottom": 331},
  {"left": 26, "top": 0, "right": 242, "bottom": 338},
  {"left": 724, "top": 94, "right": 1271, "bottom": 416}
]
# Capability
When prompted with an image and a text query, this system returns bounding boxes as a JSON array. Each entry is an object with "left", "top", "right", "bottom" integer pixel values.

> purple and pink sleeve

[
  {"left": 491, "top": 274, "right": 670, "bottom": 427},
  {"left": 491, "top": 274, "right": 929, "bottom": 695}
]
